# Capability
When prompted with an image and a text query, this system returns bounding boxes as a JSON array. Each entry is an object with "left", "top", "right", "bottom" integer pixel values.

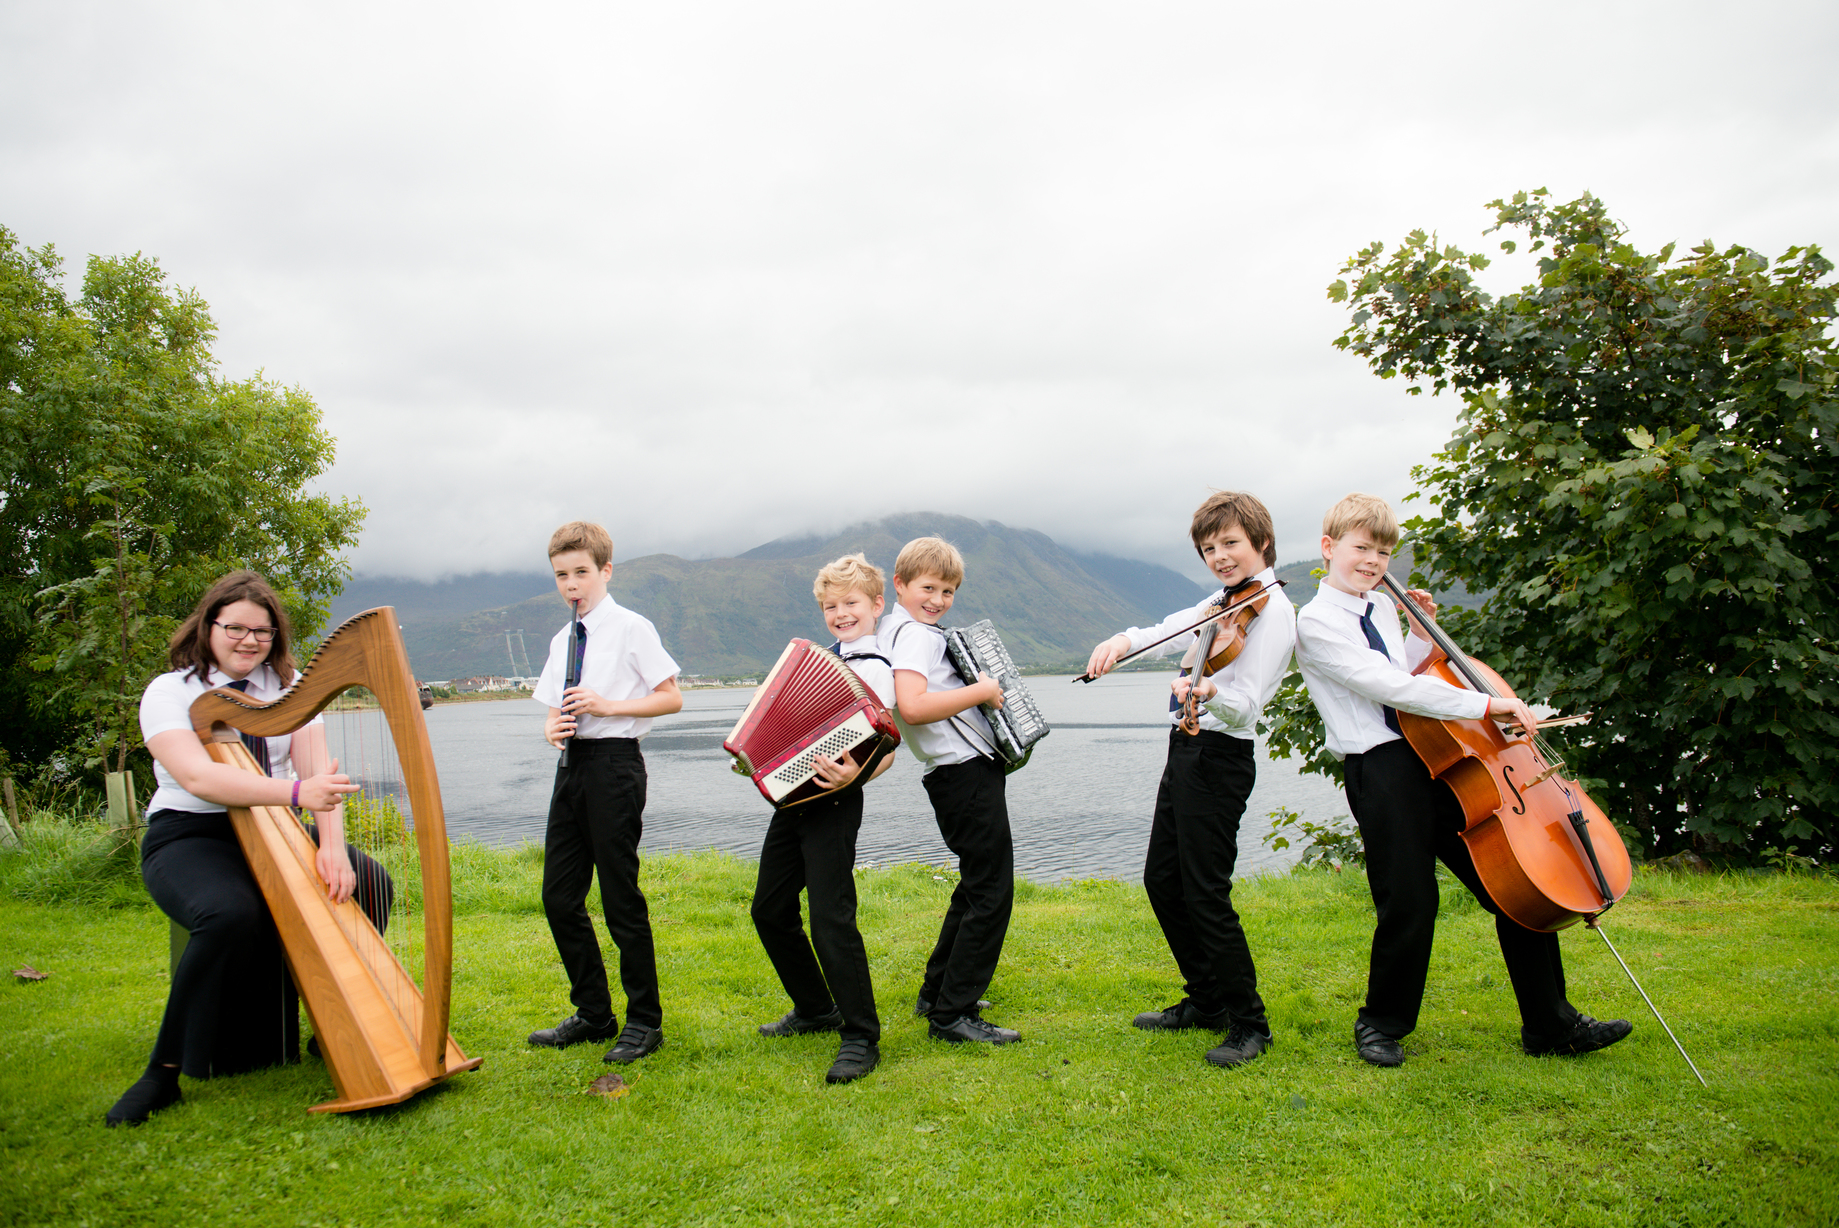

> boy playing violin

[
  {"left": 1293, "top": 493, "right": 1631, "bottom": 1068},
  {"left": 1084, "top": 491, "right": 1295, "bottom": 1068}
]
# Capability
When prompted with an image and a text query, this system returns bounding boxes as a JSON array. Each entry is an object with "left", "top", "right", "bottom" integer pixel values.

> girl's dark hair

[{"left": 168, "top": 571, "right": 299, "bottom": 685}]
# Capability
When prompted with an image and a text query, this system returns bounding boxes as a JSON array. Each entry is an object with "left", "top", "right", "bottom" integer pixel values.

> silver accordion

[{"left": 944, "top": 620, "right": 1050, "bottom": 772}]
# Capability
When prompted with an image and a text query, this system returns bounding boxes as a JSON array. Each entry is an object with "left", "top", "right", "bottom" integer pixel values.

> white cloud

[{"left": 5, "top": 0, "right": 1834, "bottom": 581}]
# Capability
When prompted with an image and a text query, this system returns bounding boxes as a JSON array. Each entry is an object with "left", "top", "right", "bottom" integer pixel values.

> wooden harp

[{"left": 188, "top": 606, "right": 482, "bottom": 1113}]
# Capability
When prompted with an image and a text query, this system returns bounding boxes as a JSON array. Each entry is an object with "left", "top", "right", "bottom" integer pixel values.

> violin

[
  {"left": 1377, "top": 573, "right": 1631, "bottom": 931},
  {"left": 1175, "top": 578, "right": 1275, "bottom": 736}
]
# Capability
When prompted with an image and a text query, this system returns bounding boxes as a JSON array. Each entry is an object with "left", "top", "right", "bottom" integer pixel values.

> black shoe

[
  {"left": 825, "top": 1039, "right": 881, "bottom": 1084},
  {"left": 929, "top": 1015, "right": 1021, "bottom": 1045},
  {"left": 913, "top": 994, "right": 992, "bottom": 1018},
  {"left": 759, "top": 1007, "right": 843, "bottom": 1037},
  {"left": 1523, "top": 1014, "right": 1633, "bottom": 1057},
  {"left": 1204, "top": 1024, "right": 1273, "bottom": 1068},
  {"left": 306, "top": 1034, "right": 320, "bottom": 1059},
  {"left": 1354, "top": 1021, "right": 1404, "bottom": 1068},
  {"left": 105, "top": 1066, "right": 182, "bottom": 1127},
  {"left": 527, "top": 1013, "right": 620, "bottom": 1049},
  {"left": 603, "top": 1022, "right": 664, "bottom": 1064},
  {"left": 1133, "top": 999, "right": 1230, "bottom": 1031}
]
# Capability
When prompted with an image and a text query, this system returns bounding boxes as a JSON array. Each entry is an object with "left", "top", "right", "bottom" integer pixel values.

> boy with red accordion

[{"left": 750, "top": 553, "right": 896, "bottom": 1084}]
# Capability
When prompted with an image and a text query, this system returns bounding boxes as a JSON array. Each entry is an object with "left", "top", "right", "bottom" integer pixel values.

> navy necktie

[
  {"left": 223, "top": 678, "right": 273, "bottom": 775},
  {"left": 1358, "top": 604, "right": 1404, "bottom": 736}
]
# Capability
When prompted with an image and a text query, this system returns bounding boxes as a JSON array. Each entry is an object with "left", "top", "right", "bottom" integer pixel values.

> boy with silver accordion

[{"left": 881, "top": 536, "right": 1026, "bottom": 1046}]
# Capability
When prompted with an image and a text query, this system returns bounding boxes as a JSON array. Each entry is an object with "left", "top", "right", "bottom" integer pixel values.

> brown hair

[
  {"left": 1191, "top": 491, "right": 1277, "bottom": 568},
  {"left": 548, "top": 521, "right": 614, "bottom": 568},
  {"left": 168, "top": 570, "right": 298, "bottom": 685},
  {"left": 1322, "top": 492, "right": 1400, "bottom": 548},
  {"left": 814, "top": 552, "right": 886, "bottom": 603},
  {"left": 893, "top": 536, "right": 966, "bottom": 587}
]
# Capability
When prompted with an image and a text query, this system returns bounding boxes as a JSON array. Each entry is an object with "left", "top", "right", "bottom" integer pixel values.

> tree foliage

[
  {"left": 0, "top": 226, "right": 366, "bottom": 778},
  {"left": 1308, "top": 189, "right": 1836, "bottom": 858}
]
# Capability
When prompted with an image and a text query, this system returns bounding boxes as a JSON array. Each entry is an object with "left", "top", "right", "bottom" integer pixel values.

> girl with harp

[{"left": 107, "top": 571, "right": 388, "bottom": 1126}]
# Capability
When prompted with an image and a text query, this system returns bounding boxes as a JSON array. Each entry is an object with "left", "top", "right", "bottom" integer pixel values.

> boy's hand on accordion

[
  {"left": 812, "top": 753, "right": 862, "bottom": 790},
  {"left": 974, "top": 673, "right": 1005, "bottom": 710}
]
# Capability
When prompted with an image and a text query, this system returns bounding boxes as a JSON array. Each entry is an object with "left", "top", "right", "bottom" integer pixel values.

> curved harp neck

[{"left": 191, "top": 607, "right": 416, "bottom": 741}]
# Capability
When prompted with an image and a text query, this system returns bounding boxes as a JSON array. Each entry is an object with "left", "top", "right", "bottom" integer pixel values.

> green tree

[
  {"left": 1291, "top": 189, "right": 1837, "bottom": 859},
  {"left": 0, "top": 226, "right": 366, "bottom": 778}
]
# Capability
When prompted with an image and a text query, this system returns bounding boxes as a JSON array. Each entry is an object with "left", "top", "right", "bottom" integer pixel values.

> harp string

[{"left": 317, "top": 696, "right": 423, "bottom": 1037}]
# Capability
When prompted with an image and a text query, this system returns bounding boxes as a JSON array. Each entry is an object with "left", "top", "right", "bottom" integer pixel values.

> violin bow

[
  {"left": 1073, "top": 580, "right": 1285, "bottom": 683},
  {"left": 1377, "top": 572, "right": 1708, "bottom": 1087}
]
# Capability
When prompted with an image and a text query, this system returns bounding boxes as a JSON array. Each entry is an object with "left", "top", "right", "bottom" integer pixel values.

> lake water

[{"left": 325, "top": 672, "right": 1350, "bottom": 883}]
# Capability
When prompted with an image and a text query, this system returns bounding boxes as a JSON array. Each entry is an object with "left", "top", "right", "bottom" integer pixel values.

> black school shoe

[
  {"left": 603, "top": 1023, "right": 664, "bottom": 1064},
  {"left": 1354, "top": 1021, "right": 1405, "bottom": 1067},
  {"left": 825, "top": 1039, "right": 881, "bottom": 1084},
  {"left": 1523, "top": 1015, "right": 1634, "bottom": 1057},
  {"left": 1133, "top": 999, "right": 1231, "bottom": 1031},
  {"left": 759, "top": 1007, "right": 844, "bottom": 1037},
  {"left": 105, "top": 1065, "right": 183, "bottom": 1126},
  {"left": 929, "top": 1015, "right": 1021, "bottom": 1044},
  {"left": 527, "top": 1012, "right": 620, "bottom": 1049},
  {"left": 1204, "top": 1024, "right": 1273, "bottom": 1068}
]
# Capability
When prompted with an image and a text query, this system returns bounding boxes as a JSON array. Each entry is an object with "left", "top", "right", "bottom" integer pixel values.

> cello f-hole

[{"left": 1503, "top": 763, "right": 1527, "bottom": 816}]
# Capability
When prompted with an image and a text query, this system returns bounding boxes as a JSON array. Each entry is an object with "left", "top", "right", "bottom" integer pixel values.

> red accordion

[{"left": 724, "top": 639, "right": 901, "bottom": 810}]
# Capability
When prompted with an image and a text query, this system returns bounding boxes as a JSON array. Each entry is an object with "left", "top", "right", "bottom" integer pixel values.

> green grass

[{"left": 3, "top": 829, "right": 1836, "bottom": 1228}]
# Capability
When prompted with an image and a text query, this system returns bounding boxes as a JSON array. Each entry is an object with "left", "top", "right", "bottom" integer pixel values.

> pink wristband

[{"left": 292, "top": 780, "right": 302, "bottom": 809}]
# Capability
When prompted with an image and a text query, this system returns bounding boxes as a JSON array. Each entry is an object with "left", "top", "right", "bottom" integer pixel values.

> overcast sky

[{"left": 5, "top": 1, "right": 1835, "bottom": 582}]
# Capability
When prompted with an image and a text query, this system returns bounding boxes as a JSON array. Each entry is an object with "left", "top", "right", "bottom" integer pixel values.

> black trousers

[
  {"left": 751, "top": 787, "right": 880, "bottom": 1043},
  {"left": 541, "top": 738, "right": 661, "bottom": 1028},
  {"left": 140, "top": 809, "right": 393, "bottom": 1079},
  {"left": 1142, "top": 728, "right": 1268, "bottom": 1031},
  {"left": 1344, "top": 739, "right": 1581, "bottom": 1041},
  {"left": 919, "top": 755, "right": 1014, "bottom": 1022}
]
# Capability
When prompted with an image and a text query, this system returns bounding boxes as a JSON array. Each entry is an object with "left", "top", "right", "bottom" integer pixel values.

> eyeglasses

[{"left": 213, "top": 621, "right": 278, "bottom": 643}]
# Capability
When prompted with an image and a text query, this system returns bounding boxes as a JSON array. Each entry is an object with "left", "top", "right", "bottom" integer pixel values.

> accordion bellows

[
  {"left": 945, "top": 620, "right": 1050, "bottom": 770},
  {"left": 725, "top": 639, "right": 901, "bottom": 809}
]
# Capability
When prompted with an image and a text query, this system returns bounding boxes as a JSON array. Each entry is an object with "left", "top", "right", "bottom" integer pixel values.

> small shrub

[
  {"left": 1263, "top": 805, "right": 1366, "bottom": 870},
  {"left": 0, "top": 812, "right": 147, "bottom": 908}
]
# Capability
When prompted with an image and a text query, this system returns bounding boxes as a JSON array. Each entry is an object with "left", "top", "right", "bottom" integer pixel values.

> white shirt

[
  {"left": 1116, "top": 567, "right": 1296, "bottom": 740},
  {"left": 532, "top": 595, "right": 680, "bottom": 740},
  {"left": 139, "top": 664, "right": 323, "bottom": 814},
  {"left": 1293, "top": 583, "right": 1490, "bottom": 759},
  {"left": 831, "top": 631, "right": 896, "bottom": 709},
  {"left": 879, "top": 603, "right": 997, "bottom": 774}
]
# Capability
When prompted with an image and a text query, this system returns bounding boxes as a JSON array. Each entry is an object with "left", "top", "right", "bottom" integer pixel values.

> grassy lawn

[{"left": 2, "top": 832, "right": 1836, "bottom": 1227}]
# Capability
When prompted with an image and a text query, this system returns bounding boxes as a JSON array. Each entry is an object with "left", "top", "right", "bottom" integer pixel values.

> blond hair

[
  {"left": 813, "top": 552, "right": 886, "bottom": 603},
  {"left": 548, "top": 520, "right": 613, "bottom": 568},
  {"left": 893, "top": 536, "right": 966, "bottom": 587},
  {"left": 1191, "top": 491, "right": 1277, "bottom": 567},
  {"left": 1322, "top": 493, "right": 1400, "bottom": 548}
]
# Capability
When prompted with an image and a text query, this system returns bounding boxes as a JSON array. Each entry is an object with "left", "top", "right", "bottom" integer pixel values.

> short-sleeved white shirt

[
  {"left": 879, "top": 604, "right": 997, "bottom": 774},
  {"left": 139, "top": 664, "right": 323, "bottom": 814},
  {"left": 532, "top": 594, "right": 680, "bottom": 740},
  {"left": 831, "top": 632, "right": 896, "bottom": 709}
]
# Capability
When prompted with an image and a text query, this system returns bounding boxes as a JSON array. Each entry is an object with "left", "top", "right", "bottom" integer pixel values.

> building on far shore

[{"left": 449, "top": 675, "right": 539, "bottom": 693}]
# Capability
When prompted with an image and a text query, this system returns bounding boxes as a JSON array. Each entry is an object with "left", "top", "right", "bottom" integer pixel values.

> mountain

[{"left": 333, "top": 514, "right": 1215, "bottom": 681}]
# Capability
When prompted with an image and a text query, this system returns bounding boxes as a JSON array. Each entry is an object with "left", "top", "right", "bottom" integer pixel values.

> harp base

[{"left": 307, "top": 1052, "right": 484, "bottom": 1114}]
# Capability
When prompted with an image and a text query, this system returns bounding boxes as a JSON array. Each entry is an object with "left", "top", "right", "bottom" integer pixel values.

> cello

[{"left": 1378, "top": 573, "right": 1705, "bottom": 1084}]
